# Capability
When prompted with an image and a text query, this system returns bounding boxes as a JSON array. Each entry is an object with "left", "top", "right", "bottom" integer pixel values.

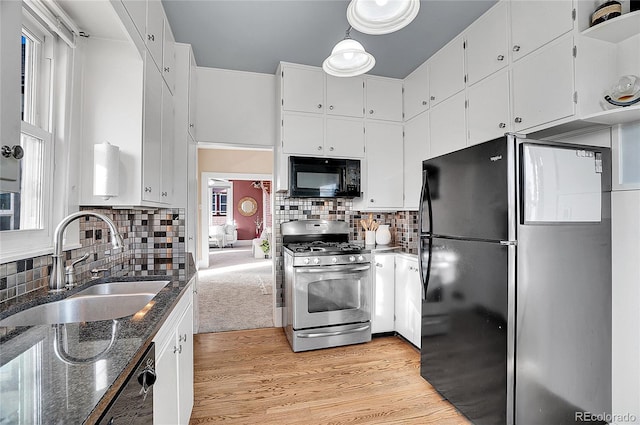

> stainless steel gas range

[{"left": 281, "top": 220, "right": 372, "bottom": 352}]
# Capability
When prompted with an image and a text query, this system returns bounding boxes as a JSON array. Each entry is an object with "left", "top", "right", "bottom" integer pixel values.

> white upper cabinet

[
  {"left": 403, "top": 61, "right": 429, "bottom": 121},
  {"left": 162, "top": 17, "right": 176, "bottom": 94},
  {"left": 429, "top": 91, "right": 466, "bottom": 158},
  {"left": 282, "top": 65, "right": 324, "bottom": 114},
  {"left": 282, "top": 113, "right": 324, "bottom": 156},
  {"left": 428, "top": 35, "right": 465, "bottom": 106},
  {"left": 121, "top": 0, "right": 146, "bottom": 40},
  {"left": 325, "top": 117, "right": 365, "bottom": 158},
  {"left": 145, "top": 0, "right": 164, "bottom": 69},
  {"left": 364, "top": 121, "right": 404, "bottom": 209},
  {"left": 143, "top": 56, "right": 163, "bottom": 203},
  {"left": 161, "top": 83, "right": 175, "bottom": 203},
  {"left": 467, "top": 69, "right": 510, "bottom": 146},
  {"left": 510, "top": 0, "right": 574, "bottom": 61},
  {"left": 326, "top": 75, "right": 364, "bottom": 118},
  {"left": 464, "top": 1, "right": 509, "bottom": 86},
  {"left": 511, "top": 34, "right": 575, "bottom": 132},
  {"left": 365, "top": 77, "right": 403, "bottom": 122},
  {"left": 403, "top": 111, "right": 429, "bottom": 210}
]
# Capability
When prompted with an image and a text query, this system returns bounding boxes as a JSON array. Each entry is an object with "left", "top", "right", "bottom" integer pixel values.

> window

[
  {"left": 211, "top": 189, "right": 228, "bottom": 216},
  {"left": 0, "top": 20, "right": 52, "bottom": 233}
]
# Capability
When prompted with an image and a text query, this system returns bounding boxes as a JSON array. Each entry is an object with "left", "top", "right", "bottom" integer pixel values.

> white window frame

[{"left": 0, "top": 8, "right": 55, "bottom": 262}]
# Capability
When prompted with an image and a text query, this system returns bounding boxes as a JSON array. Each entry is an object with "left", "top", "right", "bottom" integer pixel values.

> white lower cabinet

[
  {"left": 372, "top": 253, "right": 395, "bottom": 334},
  {"left": 154, "top": 282, "right": 194, "bottom": 425},
  {"left": 371, "top": 253, "right": 422, "bottom": 349},
  {"left": 394, "top": 255, "right": 422, "bottom": 349}
]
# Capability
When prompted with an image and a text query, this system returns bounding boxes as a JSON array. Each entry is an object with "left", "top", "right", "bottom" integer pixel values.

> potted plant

[{"left": 260, "top": 239, "right": 270, "bottom": 258}]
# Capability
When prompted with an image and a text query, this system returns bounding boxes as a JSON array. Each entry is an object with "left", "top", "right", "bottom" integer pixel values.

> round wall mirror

[{"left": 238, "top": 196, "right": 258, "bottom": 216}]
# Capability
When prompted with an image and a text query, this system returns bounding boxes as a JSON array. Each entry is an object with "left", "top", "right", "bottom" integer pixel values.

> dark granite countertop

[{"left": 0, "top": 258, "right": 197, "bottom": 424}]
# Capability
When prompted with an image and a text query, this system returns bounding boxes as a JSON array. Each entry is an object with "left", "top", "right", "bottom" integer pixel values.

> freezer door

[
  {"left": 420, "top": 136, "right": 514, "bottom": 241},
  {"left": 420, "top": 237, "right": 512, "bottom": 425}
]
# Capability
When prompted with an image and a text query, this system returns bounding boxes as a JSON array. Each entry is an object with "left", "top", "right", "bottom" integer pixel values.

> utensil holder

[{"left": 365, "top": 230, "right": 376, "bottom": 246}]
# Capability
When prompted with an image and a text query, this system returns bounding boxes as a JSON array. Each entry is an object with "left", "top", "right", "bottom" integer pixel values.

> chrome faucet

[{"left": 49, "top": 211, "right": 125, "bottom": 292}]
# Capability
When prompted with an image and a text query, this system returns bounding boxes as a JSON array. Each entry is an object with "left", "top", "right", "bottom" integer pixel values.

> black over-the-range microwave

[{"left": 289, "top": 156, "right": 361, "bottom": 198}]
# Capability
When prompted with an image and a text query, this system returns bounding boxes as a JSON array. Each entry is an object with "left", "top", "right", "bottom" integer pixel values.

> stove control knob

[
  {"left": 331, "top": 257, "right": 338, "bottom": 263},
  {"left": 349, "top": 256, "right": 356, "bottom": 262},
  {"left": 357, "top": 255, "right": 364, "bottom": 262},
  {"left": 313, "top": 258, "right": 320, "bottom": 265},
  {"left": 303, "top": 258, "right": 310, "bottom": 265}
]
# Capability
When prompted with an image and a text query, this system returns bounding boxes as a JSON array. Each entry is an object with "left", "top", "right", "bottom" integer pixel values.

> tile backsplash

[
  {"left": 272, "top": 193, "right": 419, "bottom": 307},
  {"left": 0, "top": 207, "right": 186, "bottom": 308}
]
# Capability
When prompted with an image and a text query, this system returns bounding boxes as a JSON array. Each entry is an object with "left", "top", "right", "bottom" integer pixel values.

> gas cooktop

[{"left": 285, "top": 241, "right": 367, "bottom": 255}]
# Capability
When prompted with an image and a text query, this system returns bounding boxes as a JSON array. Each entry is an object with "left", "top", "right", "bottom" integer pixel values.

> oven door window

[
  {"left": 308, "top": 278, "right": 359, "bottom": 313},
  {"left": 293, "top": 266, "right": 371, "bottom": 329}
]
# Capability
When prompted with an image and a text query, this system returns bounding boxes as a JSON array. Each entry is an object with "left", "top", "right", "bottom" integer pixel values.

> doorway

[{"left": 196, "top": 146, "right": 275, "bottom": 333}]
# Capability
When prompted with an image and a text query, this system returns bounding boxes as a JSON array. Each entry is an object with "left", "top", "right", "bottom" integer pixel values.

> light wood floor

[{"left": 190, "top": 328, "right": 471, "bottom": 424}]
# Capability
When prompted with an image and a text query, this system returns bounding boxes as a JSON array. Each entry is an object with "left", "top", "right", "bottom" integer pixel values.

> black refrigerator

[{"left": 418, "top": 135, "right": 611, "bottom": 425}]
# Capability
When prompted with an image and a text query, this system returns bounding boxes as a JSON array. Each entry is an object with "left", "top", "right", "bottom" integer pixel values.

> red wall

[{"left": 232, "top": 180, "right": 264, "bottom": 240}]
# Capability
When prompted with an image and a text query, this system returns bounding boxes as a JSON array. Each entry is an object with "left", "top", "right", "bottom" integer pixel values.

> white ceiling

[{"left": 161, "top": 0, "right": 497, "bottom": 79}]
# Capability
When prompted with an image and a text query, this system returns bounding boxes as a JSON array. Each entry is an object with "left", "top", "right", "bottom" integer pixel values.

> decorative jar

[{"left": 375, "top": 225, "right": 392, "bottom": 245}]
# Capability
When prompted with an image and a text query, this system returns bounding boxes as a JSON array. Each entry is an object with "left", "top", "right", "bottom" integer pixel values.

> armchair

[{"left": 209, "top": 224, "right": 237, "bottom": 248}]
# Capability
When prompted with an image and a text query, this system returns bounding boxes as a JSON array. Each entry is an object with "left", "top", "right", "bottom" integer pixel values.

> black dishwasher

[{"left": 98, "top": 343, "right": 156, "bottom": 425}]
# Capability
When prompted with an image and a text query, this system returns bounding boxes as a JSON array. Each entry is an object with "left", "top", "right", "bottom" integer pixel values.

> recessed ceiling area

[{"left": 162, "top": 0, "right": 497, "bottom": 79}]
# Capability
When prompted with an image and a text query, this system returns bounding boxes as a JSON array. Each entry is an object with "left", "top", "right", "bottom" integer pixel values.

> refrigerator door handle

[{"left": 500, "top": 240, "right": 517, "bottom": 246}]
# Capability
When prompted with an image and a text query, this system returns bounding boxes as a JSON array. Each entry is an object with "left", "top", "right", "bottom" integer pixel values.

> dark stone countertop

[{"left": 0, "top": 258, "right": 197, "bottom": 425}]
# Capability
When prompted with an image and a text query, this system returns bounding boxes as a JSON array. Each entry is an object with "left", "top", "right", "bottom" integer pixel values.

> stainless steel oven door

[{"left": 292, "top": 263, "right": 371, "bottom": 330}]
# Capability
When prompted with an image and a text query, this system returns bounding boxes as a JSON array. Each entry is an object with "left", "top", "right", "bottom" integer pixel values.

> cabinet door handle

[
  {"left": 164, "top": 67, "right": 170, "bottom": 72},
  {"left": 189, "top": 123, "right": 194, "bottom": 128},
  {"left": 499, "top": 122, "right": 506, "bottom": 128},
  {"left": 317, "top": 145, "right": 323, "bottom": 151},
  {"left": 497, "top": 54, "right": 504, "bottom": 61},
  {"left": 430, "top": 95, "right": 436, "bottom": 101},
  {"left": 145, "top": 187, "right": 152, "bottom": 192},
  {"left": 147, "top": 34, "right": 155, "bottom": 42},
  {"left": 375, "top": 263, "right": 383, "bottom": 267},
  {"left": 173, "top": 345, "right": 179, "bottom": 354},
  {"left": 369, "top": 109, "right": 374, "bottom": 114},
  {"left": 422, "top": 100, "right": 427, "bottom": 105},
  {"left": 514, "top": 117, "right": 522, "bottom": 123},
  {"left": 317, "top": 104, "right": 322, "bottom": 109},
  {"left": 512, "top": 45, "right": 520, "bottom": 52},
  {"left": 329, "top": 105, "right": 334, "bottom": 110},
  {"left": 329, "top": 146, "right": 334, "bottom": 151},
  {"left": 369, "top": 198, "right": 374, "bottom": 203}
]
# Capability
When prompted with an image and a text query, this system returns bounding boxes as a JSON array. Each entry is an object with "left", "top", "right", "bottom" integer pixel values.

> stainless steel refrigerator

[{"left": 418, "top": 134, "right": 611, "bottom": 425}]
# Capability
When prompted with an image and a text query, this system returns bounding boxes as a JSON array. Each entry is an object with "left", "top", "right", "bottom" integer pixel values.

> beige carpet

[{"left": 197, "top": 247, "right": 274, "bottom": 333}]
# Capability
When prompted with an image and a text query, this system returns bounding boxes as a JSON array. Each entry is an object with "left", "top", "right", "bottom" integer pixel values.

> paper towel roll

[{"left": 93, "top": 142, "right": 119, "bottom": 200}]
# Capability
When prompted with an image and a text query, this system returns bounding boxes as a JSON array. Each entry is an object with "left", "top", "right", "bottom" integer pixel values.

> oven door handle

[
  {"left": 296, "top": 265, "right": 371, "bottom": 273},
  {"left": 297, "top": 324, "right": 371, "bottom": 338}
]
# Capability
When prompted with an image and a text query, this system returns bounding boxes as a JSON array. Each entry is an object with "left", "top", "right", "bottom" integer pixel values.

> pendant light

[
  {"left": 347, "top": 0, "right": 420, "bottom": 35},
  {"left": 323, "top": 27, "right": 375, "bottom": 77}
]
